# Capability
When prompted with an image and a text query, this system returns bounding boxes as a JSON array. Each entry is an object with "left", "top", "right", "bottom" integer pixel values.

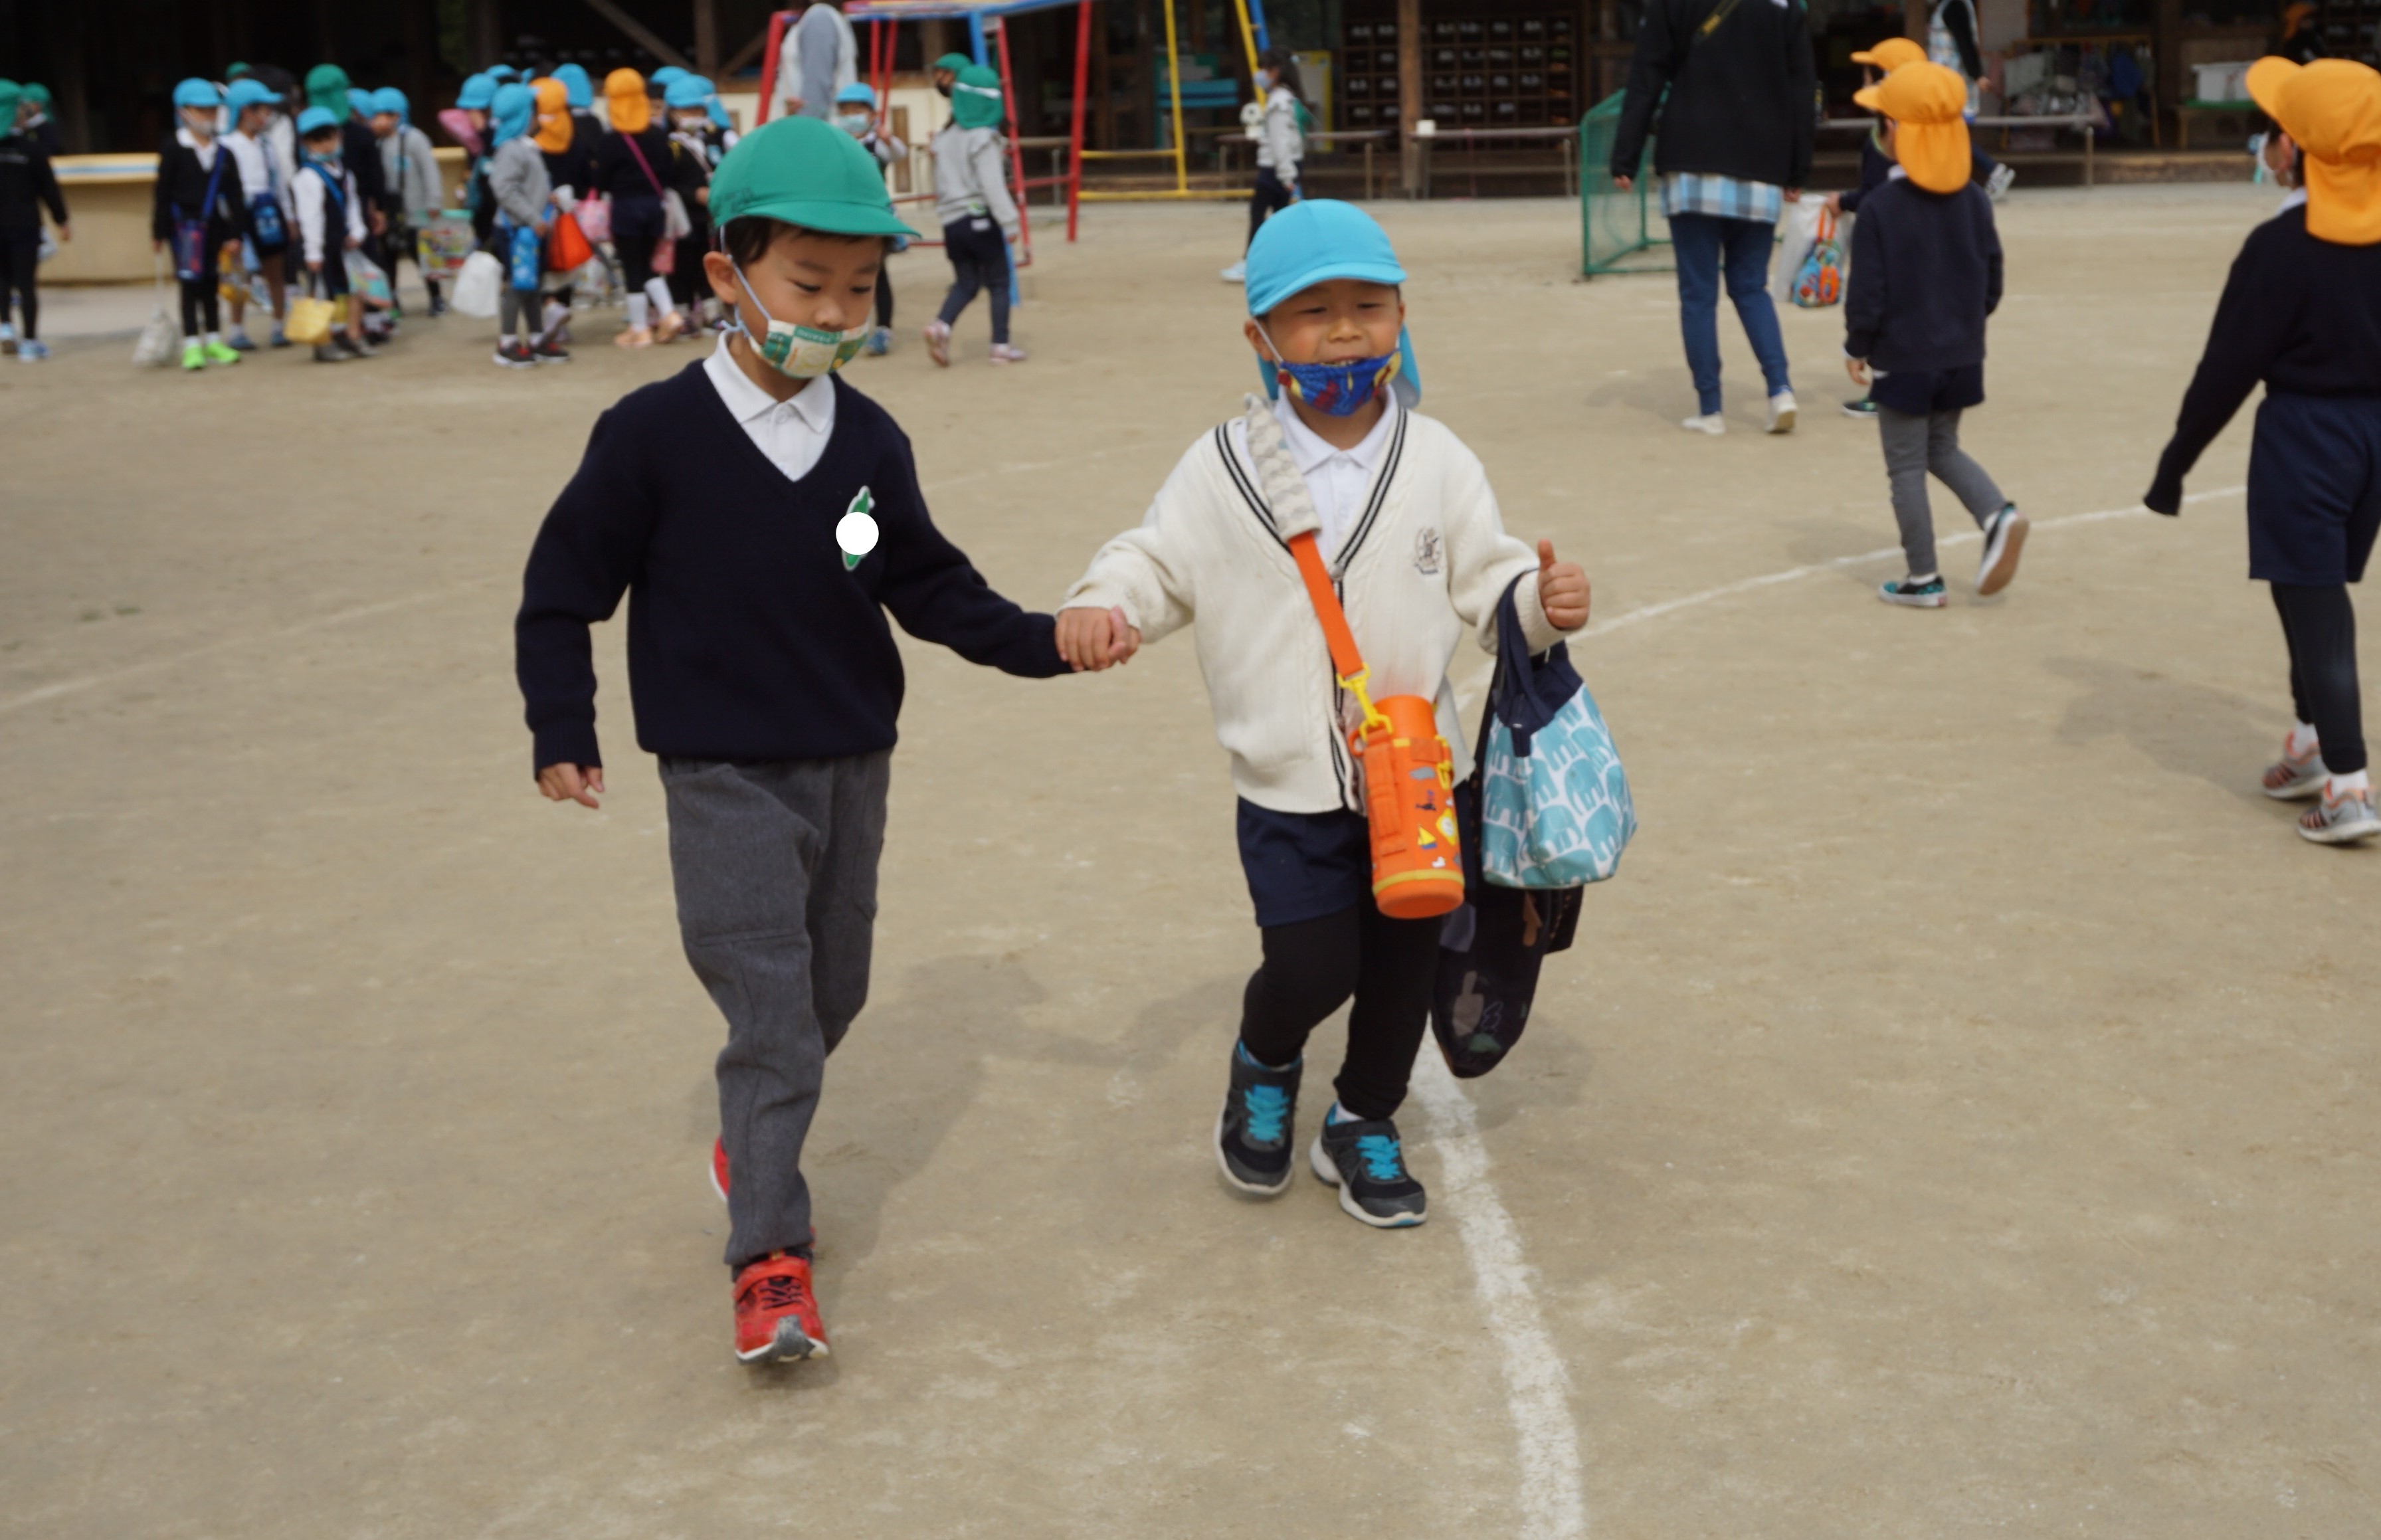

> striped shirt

[{"left": 1660, "top": 171, "right": 1784, "bottom": 225}]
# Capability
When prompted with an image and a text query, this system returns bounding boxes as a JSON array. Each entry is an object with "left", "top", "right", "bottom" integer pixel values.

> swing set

[{"left": 751, "top": 0, "right": 1278, "bottom": 252}]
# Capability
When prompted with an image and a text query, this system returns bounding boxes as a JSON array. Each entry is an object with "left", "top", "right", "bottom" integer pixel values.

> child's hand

[
  {"left": 1845, "top": 355, "right": 1871, "bottom": 387},
  {"left": 1535, "top": 540, "right": 1591, "bottom": 632},
  {"left": 1056, "top": 606, "right": 1140, "bottom": 672},
  {"left": 344, "top": 235, "right": 360, "bottom": 250},
  {"left": 537, "top": 763, "right": 605, "bottom": 809},
  {"left": 308, "top": 258, "right": 323, "bottom": 273}
]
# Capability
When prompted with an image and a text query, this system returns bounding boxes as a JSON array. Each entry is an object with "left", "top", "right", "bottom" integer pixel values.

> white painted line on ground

[
  {"left": 1418, "top": 481, "right": 2247, "bottom": 1538},
  {"left": 1414, "top": 1052, "right": 1588, "bottom": 1540}
]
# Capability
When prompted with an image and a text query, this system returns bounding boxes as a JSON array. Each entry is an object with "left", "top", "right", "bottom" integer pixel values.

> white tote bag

[
  {"left": 131, "top": 256, "right": 181, "bottom": 367},
  {"left": 450, "top": 250, "right": 503, "bottom": 318}
]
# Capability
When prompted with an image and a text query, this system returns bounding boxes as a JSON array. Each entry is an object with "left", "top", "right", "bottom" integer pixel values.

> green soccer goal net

[{"left": 1579, "top": 91, "right": 1669, "bottom": 278}]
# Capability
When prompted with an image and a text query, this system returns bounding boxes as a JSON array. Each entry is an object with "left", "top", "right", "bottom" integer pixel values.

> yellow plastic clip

[{"left": 1339, "top": 668, "right": 1392, "bottom": 734}]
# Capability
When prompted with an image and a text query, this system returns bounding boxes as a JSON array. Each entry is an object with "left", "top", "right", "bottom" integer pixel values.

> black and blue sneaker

[
  {"left": 1310, "top": 1110, "right": 1428, "bottom": 1228},
  {"left": 1216, "top": 1043, "right": 1301, "bottom": 1196}
]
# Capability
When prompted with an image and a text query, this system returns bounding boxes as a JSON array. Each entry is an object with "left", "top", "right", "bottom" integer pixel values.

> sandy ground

[{"left": 3, "top": 186, "right": 2376, "bottom": 1539}]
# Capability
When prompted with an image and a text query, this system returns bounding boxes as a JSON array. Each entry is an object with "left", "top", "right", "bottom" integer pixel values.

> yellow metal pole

[
  {"left": 1230, "top": 0, "right": 1262, "bottom": 80},
  {"left": 1161, "top": 0, "right": 1187, "bottom": 194}
]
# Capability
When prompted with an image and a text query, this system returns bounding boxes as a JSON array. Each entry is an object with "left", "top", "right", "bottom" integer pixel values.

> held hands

[
  {"left": 537, "top": 763, "right": 605, "bottom": 809},
  {"left": 1055, "top": 606, "right": 1141, "bottom": 672},
  {"left": 1537, "top": 539, "right": 1591, "bottom": 632}
]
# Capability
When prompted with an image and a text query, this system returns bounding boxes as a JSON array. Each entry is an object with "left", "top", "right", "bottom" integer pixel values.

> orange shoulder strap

[{"left": 1288, "top": 531, "right": 1365, "bottom": 684}]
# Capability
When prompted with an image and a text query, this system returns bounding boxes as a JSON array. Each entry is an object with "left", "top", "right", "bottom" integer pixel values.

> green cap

[
  {"left": 0, "top": 80, "right": 19, "bottom": 130},
  {"left": 933, "top": 52, "right": 974, "bottom": 75},
  {"left": 306, "top": 62, "right": 351, "bottom": 120},
  {"left": 951, "top": 64, "right": 1004, "bottom": 129},
  {"left": 23, "top": 82, "right": 50, "bottom": 107},
  {"left": 708, "top": 114, "right": 915, "bottom": 239}
]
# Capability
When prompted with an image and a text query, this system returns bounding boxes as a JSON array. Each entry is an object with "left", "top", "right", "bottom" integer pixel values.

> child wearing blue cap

[
  {"left": 220, "top": 77, "right": 288, "bottom": 349},
  {"left": 515, "top": 116, "right": 1091, "bottom": 1366},
  {"left": 834, "top": 81, "right": 906, "bottom": 355},
  {"left": 152, "top": 79, "right": 249, "bottom": 370},
  {"left": 370, "top": 88, "right": 443, "bottom": 316},
  {"left": 1056, "top": 201, "right": 1592, "bottom": 1228},
  {"left": 292, "top": 105, "right": 371, "bottom": 362}
]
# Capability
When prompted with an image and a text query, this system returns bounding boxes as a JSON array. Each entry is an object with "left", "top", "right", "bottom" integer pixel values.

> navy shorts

[
  {"left": 1871, "top": 361, "right": 1984, "bottom": 417},
  {"left": 1236, "top": 800, "right": 1370, "bottom": 929},
  {"left": 2247, "top": 393, "right": 2381, "bottom": 586}
]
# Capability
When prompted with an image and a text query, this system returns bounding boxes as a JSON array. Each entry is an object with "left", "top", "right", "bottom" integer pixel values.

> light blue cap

[
  {"left": 372, "top": 86, "right": 409, "bottom": 119},
  {"left": 489, "top": 81, "right": 533, "bottom": 145},
  {"left": 664, "top": 76, "right": 710, "bottom": 108},
  {"left": 296, "top": 104, "right": 339, "bottom": 136},
  {"left": 225, "top": 78, "right": 282, "bottom": 112},
  {"left": 692, "top": 75, "right": 729, "bottom": 128},
  {"left": 173, "top": 78, "right": 224, "bottom": 109},
  {"left": 1245, "top": 201, "right": 1420, "bottom": 406},
  {"left": 488, "top": 65, "right": 519, "bottom": 82},
  {"left": 650, "top": 66, "right": 689, "bottom": 89},
  {"left": 554, "top": 63, "right": 593, "bottom": 108},
  {"left": 456, "top": 72, "right": 496, "bottom": 110},
  {"left": 836, "top": 82, "right": 878, "bottom": 107}
]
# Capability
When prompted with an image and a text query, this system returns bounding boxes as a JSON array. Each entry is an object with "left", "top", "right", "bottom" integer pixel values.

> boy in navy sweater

[
  {"left": 1843, "top": 62, "right": 2026, "bottom": 609},
  {"left": 516, "top": 117, "right": 1088, "bottom": 1365}
]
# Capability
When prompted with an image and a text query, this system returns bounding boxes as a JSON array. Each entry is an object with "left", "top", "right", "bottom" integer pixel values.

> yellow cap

[
  {"left": 1854, "top": 61, "right": 1972, "bottom": 195},
  {"left": 1850, "top": 37, "right": 1927, "bottom": 72},
  {"left": 2247, "top": 55, "right": 2381, "bottom": 244}
]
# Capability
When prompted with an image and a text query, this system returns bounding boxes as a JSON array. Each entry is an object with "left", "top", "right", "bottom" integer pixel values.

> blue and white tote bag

[{"left": 1479, "top": 577, "right": 1636, "bottom": 888}]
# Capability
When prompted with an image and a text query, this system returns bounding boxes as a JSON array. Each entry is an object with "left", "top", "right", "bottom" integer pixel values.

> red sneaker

[
  {"left": 710, "top": 1136, "right": 730, "bottom": 1201},
  {"left": 733, "top": 1251, "right": 828, "bottom": 1363}
]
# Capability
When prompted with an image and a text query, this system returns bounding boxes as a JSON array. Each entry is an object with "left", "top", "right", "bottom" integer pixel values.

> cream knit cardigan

[{"left": 1063, "top": 397, "right": 1567, "bottom": 816}]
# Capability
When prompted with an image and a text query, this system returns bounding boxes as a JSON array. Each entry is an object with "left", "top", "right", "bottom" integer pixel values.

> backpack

[{"left": 1792, "top": 207, "right": 1844, "bottom": 308}]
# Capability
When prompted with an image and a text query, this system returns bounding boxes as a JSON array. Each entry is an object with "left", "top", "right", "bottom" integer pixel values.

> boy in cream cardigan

[{"left": 1056, "top": 201, "right": 1590, "bottom": 1227}]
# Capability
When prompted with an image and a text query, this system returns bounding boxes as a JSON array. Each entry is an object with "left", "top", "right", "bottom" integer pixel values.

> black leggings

[
  {"left": 179, "top": 270, "right": 220, "bottom": 338},
  {"left": 936, "top": 218, "right": 1009, "bottom": 344},
  {"left": 1, "top": 232, "right": 38, "bottom": 340},
  {"left": 613, "top": 194, "right": 664, "bottom": 290},
  {"left": 1238, "top": 905, "right": 1440, "bottom": 1122},
  {"left": 875, "top": 264, "right": 894, "bottom": 329},
  {"left": 1248, "top": 166, "right": 1295, "bottom": 248},
  {"left": 2273, "top": 582, "right": 2365, "bottom": 774}
]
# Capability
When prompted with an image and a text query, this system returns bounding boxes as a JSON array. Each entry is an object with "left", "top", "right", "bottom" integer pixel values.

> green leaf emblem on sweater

[{"left": 836, "top": 487, "right": 879, "bottom": 571}]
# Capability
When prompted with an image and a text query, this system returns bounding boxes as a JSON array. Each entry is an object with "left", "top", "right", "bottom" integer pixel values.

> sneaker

[
  {"left": 202, "top": 339, "right": 242, "bottom": 366},
  {"left": 493, "top": 339, "right": 536, "bottom": 368},
  {"left": 1, "top": 322, "right": 13, "bottom": 354},
  {"left": 335, "top": 334, "right": 375, "bottom": 359},
  {"left": 2299, "top": 783, "right": 2381, "bottom": 844},
  {"left": 923, "top": 319, "right": 952, "bottom": 368},
  {"left": 1975, "top": 504, "right": 2028, "bottom": 595},
  {"left": 1986, "top": 163, "right": 2017, "bottom": 201},
  {"left": 1878, "top": 575, "right": 1948, "bottom": 608},
  {"left": 181, "top": 339, "right": 205, "bottom": 371},
  {"left": 270, "top": 324, "right": 290, "bottom": 348},
  {"left": 989, "top": 343, "right": 1028, "bottom": 365},
  {"left": 711, "top": 1136, "right": 731, "bottom": 1202},
  {"left": 1220, "top": 260, "right": 1247, "bottom": 282},
  {"left": 732, "top": 1251, "right": 829, "bottom": 1363},
  {"left": 1842, "top": 395, "right": 1878, "bottom": 418},
  {"left": 427, "top": 295, "right": 448, "bottom": 318},
  {"left": 2261, "top": 736, "right": 2329, "bottom": 801},
  {"left": 225, "top": 331, "right": 257, "bottom": 352},
  {"left": 1766, "top": 391, "right": 1797, "bottom": 434},
  {"left": 17, "top": 338, "right": 48, "bottom": 361},
  {"left": 1309, "top": 1112, "right": 1427, "bottom": 1228},
  {"left": 530, "top": 336, "right": 571, "bottom": 365},
  {"left": 1680, "top": 412, "right": 1725, "bottom": 435},
  {"left": 864, "top": 326, "right": 893, "bottom": 357},
  {"left": 614, "top": 326, "right": 654, "bottom": 349},
  {"left": 655, "top": 310, "right": 688, "bottom": 345},
  {"left": 312, "top": 343, "right": 348, "bottom": 363},
  {"left": 1216, "top": 1044, "right": 1302, "bottom": 1197}
]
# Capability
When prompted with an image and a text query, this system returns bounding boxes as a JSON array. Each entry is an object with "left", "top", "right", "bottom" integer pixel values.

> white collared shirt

[
  {"left": 175, "top": 125, "right": 220, "bottom": 171},
  {"left": 1272, "top": 393, "right": 1396, "bottom": 559},
  {"left": 704, "top": 332, "right": 838, "bottom": 485}
]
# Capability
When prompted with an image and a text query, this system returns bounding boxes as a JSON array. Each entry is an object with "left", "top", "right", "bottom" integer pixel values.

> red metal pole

[
  {"left": 995, "top": 15, "right": 1032, "bottom": 267},
  {"left": 1068, "top": 0, "right": 1092, "bottom": 241}
]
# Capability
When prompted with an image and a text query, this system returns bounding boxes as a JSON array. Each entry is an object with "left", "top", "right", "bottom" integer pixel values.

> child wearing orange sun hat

[
  {"left": 2147, "top": 56, "right": 2381, "bottom": 843},
  {"left": 1843, "top": 61, "right": 2026, "bottom": 609}
]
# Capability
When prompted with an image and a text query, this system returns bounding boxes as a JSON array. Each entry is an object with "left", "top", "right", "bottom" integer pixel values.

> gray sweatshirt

[
  {"left": 931, "top": 124, "right": 1017, "bottom": 240},
  {"left": 380, "top": 123, "right": 442, "bottom": 221},
  {"left": 488, "top": 137, "right": 551, "bottom": 228}
]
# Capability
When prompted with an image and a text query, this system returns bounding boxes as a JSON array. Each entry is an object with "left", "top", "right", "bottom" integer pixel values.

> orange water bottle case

[{"left": 1290, "top": 532, "right": 1466, "bottom": 922}]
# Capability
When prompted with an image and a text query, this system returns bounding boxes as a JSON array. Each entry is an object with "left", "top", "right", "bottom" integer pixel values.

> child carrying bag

[
  {"left": 620, "top": 134, "right": 687, "bottom": 276},
  {"left": 1478, "top": 575, "right": 1636, "bottom": 888}
]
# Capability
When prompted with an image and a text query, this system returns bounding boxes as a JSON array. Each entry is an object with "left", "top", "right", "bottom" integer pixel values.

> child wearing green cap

[
  {"left": 924, "top": 64, "right": 1022, "bottom": 366},
  {"left": 1055, "top": 200, "right": 1592, "bottom": 1229},
  {"left": 516, "top": 115, "right": 1090, "bottom": 1367},
  {"left": 0, "top": 78, "right": 68, "bottom": 361}
]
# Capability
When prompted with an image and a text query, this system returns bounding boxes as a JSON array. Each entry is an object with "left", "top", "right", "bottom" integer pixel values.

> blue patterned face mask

[{"left": 1258, "top": 326, "right": 1402, "bottom": 417}]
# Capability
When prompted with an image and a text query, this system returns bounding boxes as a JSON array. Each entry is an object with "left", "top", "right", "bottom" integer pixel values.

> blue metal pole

[
  {"left": 969, "top": 11, "right": 989, "bottom": 63},
  {"left": 1248, "top": 0, "right": 1272, "bottom": 52}
]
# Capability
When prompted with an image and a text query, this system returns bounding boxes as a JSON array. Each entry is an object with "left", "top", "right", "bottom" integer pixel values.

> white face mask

[
  {"left": 732, "top": 262, "right": 870, "bottom": 379},
  {"left": 836, "top": 113, "right": 872, "bottom": 136}
]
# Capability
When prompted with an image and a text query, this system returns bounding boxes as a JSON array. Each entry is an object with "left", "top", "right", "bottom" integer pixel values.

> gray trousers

[
  {"left": 1879, "top": 405, "right": 2006, "bottom": 578},
  {"left": 660, "top": 752, "right": 890, "bottom": 1270}
]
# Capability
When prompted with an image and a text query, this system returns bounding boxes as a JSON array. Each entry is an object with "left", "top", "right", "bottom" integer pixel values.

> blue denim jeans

[{"left": 1668, "top": 212, "right": 1792, "bottom": 416}]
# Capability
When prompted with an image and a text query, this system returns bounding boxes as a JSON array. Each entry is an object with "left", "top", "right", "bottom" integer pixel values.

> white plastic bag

[
  {"left": 131, "top": 256, "right": 180, "bottom": 367},
  {"left": 1769, "top": 199, "right": 1826, "bottom": 306},
  {"left": 450, "top": 250, "right": 502, "bottom": 318}
]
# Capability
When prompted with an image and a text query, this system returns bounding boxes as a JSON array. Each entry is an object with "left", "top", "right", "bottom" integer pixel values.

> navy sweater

[
  {"left": 2148, "top": 205, "right": 2381, "bottom": 512},
  {"left": 515, "top": 363, "right": 1065, "bottom": 771},
  {"left": 1844, "top": 175, "right": 2001, "bottom": 373}
]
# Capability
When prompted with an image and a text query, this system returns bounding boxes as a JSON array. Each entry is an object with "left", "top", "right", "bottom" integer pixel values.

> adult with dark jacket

[
  {"left": 0, "top": 78, "right": 68, "bottom": 359},
  {"left": 1610, "top": 0, "right": 1816, "bottom": 435}
]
